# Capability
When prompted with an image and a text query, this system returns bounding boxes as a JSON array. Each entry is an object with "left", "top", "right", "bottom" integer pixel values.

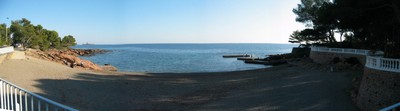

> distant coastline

[
  {"left": 82, "top": 42, "right": 94, "bottom": 45},
  {"left": 75, "top": 43, "right": 299, "bottom": 46}
]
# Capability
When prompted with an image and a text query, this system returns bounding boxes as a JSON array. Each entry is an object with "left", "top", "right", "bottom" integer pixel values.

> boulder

[{"left": 102, "top": 64, "right": 118, "bottom": 72}]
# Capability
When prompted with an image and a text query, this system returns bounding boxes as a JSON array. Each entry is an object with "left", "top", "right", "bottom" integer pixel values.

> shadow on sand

[{"left": 33, "top": 66, "right": 359, "bottom": 111}]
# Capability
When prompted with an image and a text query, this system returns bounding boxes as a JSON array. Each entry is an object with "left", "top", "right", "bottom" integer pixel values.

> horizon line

[{"left": 77, "top": 42, "right": 298, "bottom": 45}]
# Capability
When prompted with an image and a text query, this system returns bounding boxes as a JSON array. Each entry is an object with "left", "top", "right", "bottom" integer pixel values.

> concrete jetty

[
  {"left": 237, "top": 57, "right": 264, "bottom": 61},
  {"left": 222, "top": 54, "right": 251, "bottom": 58}
]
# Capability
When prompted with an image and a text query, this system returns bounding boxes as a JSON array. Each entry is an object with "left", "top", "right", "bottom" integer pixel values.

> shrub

[
  {"left": 345, "top": 57, "right": 360, "bottom": 65},
  {"left": 332, "top": 57, "right": 341, "bottom": 64}
]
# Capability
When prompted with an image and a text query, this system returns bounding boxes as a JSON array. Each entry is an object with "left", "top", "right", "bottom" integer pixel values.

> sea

[{"left": 73, "top": 43, "right": 298, "bottom": 73}]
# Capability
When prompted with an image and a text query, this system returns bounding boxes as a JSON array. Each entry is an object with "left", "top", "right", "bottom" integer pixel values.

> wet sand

[{"left": 0, "top": 54, "right": 358, "bottom": 111}]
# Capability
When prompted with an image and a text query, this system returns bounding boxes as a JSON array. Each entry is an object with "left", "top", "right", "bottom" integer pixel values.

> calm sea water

[{"left": 73, "top": 43, "right": 297, "bottom": 73}]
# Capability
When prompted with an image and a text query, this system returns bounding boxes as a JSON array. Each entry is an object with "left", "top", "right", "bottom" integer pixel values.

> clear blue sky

[{"left": 0, "top": 0, "right": 304, "bottom": 44}]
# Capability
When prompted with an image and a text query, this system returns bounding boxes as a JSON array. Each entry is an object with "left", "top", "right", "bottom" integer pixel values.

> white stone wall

[{"left": 0, "top": 47, "right": 14, "bottom": 55}]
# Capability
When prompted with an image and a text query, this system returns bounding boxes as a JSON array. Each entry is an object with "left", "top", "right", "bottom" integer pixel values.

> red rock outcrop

[{"left": 26, "top": 49, "right": 110, "bottom": 71}]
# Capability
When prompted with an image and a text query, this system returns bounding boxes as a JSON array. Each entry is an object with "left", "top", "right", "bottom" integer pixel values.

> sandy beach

[{"left": 0, "top": 53, "right": 359, "bottom": 111}]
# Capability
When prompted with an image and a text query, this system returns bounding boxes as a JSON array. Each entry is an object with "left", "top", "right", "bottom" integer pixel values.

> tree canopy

[
  {"left": 290, "top": 0, "right": 400, "bottom": 58},
  {"left": 61, "top": 35, "right": 77, "bottom": 47},
  {"left": 2, "top": 18, "right": 77, "bottom": 50},
  {"left": 0, "top": 23, "right": 11, "bottom": 46}
]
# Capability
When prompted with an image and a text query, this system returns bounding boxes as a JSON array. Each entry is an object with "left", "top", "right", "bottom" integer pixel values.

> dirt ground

[{"left": 0, "top": 55, "right": 359, "bottom": 111}]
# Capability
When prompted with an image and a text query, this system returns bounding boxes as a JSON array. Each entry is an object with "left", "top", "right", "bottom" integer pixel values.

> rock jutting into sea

[
  {"left": 26, "top": 49, "right": 117, "bottom": 71},
  {"left": 102, "top": 64, "right": 118, "bottom": 72},
  {"left": 63, "top": 49, "right": 111, "bottom": 56}
]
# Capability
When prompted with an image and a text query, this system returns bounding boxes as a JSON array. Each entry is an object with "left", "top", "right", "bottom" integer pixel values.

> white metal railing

[
  {"left": 0, "top": 47, "right": 14, "bottom": 55},
  {"left": 310, "top": 47, "right": 372, "bottom": 55},
  {"left": 311, "top": 47, "right": 400, "bottom": 73},
  {"left": 366, "top": 56, "right": 400, "bottom": 73},
  {"left": 380, "top": 102, "right": 400, "bottom": 111},
  {"left": 0, "top": 78, "right": 78, "bottom": 111}
]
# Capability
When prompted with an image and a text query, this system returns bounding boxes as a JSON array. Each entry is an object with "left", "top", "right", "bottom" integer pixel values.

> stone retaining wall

[
  {"left": 309, "top": 51, "right": 366, "bottom": 65},
  {"left": 291, "top": 47, "right": 310, "bottom": 57},
  {"left": 310, "top": 47, "right": 400, "bottom": 110},
  {"left": 357, "top": 67, "right": 400, "bottom": 111}
]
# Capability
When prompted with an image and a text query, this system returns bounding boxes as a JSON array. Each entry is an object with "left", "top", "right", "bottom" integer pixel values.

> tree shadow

[{"left": 32, "top": 67, "right": 358, "bottom": 111}]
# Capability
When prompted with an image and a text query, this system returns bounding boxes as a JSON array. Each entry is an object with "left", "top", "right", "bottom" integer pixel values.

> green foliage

[
  {"left": 7, "top": 18, "right": 76, "bottom": 50},
  {"left": 345, "top": 57, "right": 360, "bottom": 65},
  {"left": 293, "top": 0, "right": 337, "bottom": 44},
  {"left": 292, "top": 0, "right": 400, "bottom": 58},
  {"left": 10, "top": 18, "right": 38, "bottom": 49},
  {"left": 0, "top": 24, "right": 11, "bottom": 46},
  {"left": 289, "top": 30, "right": 302, "bottom": 44},
  {"left": 289, "top": 29, "right": 326, "bottom": 45},
  {"left": 61, "top": 35, "right": 77, "bottom": 48},
  {"left": 293, "top": 0, "right": 331, "bottom": 27},
  {"left": 45, "top": 30, "right": 62, "bottom": 49},
  {"left": 332, "top": 57, "right": 341, "bottom": 64}
]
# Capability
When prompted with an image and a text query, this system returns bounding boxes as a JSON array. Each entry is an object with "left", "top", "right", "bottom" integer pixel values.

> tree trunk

[{"left": 328, "top": 29, "right": 336, "bottom": 43}]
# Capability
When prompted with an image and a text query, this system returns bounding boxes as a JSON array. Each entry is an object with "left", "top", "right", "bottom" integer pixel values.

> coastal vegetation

[
  {"left": 0, "top": 18, "right": 76, "bottom": 50},
  {"left": 290, "top": 0, "right": 400, "bottom": 58}
]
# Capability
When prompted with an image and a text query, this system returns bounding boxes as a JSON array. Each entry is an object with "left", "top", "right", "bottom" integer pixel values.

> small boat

[{"left": 223, "top": 54, "right": 251, "bottom": 58}]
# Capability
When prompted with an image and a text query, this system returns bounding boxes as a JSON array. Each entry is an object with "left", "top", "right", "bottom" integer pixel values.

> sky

[{"left": 0, "top": 0, "right": 305, "bottom": 44}]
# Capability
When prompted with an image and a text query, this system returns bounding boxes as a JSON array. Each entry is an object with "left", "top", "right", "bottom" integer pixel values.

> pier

[{"left": 222, "top": 54, "right": 251, "bottom": 58}]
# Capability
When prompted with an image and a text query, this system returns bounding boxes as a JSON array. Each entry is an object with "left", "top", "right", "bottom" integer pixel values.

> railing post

[
  {"left": 0, "top": 78, "right": 79, "bottom": 111},
  {"left": 366, "top": 56, "right": 370, "bottom": 67},
  {"left": 14, "top": 88, "right": 17, "bottom": 111},
  {"left": 376, "top": 57, "right": 380, "bottom": 69},
  {"left": 0, "top": 81, "right": 3, "bottom": 109},
  {"left": 16, "top": 102, "right": 20, "bottom": 111},
  {"left": 6, "top": 84, "right": 8, "bottom": 110},
  {"left": 10, "top": 86, "right": 12, "bottom": 110}
]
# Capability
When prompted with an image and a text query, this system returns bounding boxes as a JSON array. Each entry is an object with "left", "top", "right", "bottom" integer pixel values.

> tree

[
  {"left": 45, "top": 30, "right": 61, "bottom": 49},
  {"left": 8, "top": 18, "right": 76, "bottom": 50},
  {"left": 289, "top": 29, "right": 326, "bottom": 46},
  {"left": 61, "top": 35, "right": 77, "bottom": 48},
  {"left": 293, "top": 0, "right": 331, "bottom": 27},
  {"left": 291, "top": 0, "right": 400, "bottom": 58},
  {"left": 293, "top": 0, "right": 337, "bottom": 44},
  {"left": 0, "top": 24, "right": 11, "bottom": 46},
  {"left": 10, "top": 18, "right": 37, "bottom": 49},
  {"left": 29, "top": 25, "right": 51, "bottom": 50},
  {"left": 289, "top": 30, "right": 303, "bottom": 44}
]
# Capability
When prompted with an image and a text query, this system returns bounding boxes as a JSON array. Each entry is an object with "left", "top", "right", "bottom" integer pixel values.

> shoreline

[
  {"left": 0, "top": 53, "right": 359, "bottom": 110},
  {"left": 114, "top": 66, "right": 273, "bottom": 75}
]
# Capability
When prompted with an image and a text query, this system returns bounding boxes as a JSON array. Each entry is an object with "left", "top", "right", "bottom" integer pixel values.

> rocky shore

[
  {"left": 26, "top": 49, "right": 117, "bottom": 71},
  {"left": 68, "top": 49, "right": 110, "bottom": 56}
]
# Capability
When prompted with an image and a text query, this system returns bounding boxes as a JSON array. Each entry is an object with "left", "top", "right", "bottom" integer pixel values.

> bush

[
  {"left": 268, "top": 55, "right": 284, "bottom": 60},
  {"left": 345, "top": 57, "right": 360, "bottom": 65},
  {"left": 332, "top": 57, "right": 341, "bottom": 64}
]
